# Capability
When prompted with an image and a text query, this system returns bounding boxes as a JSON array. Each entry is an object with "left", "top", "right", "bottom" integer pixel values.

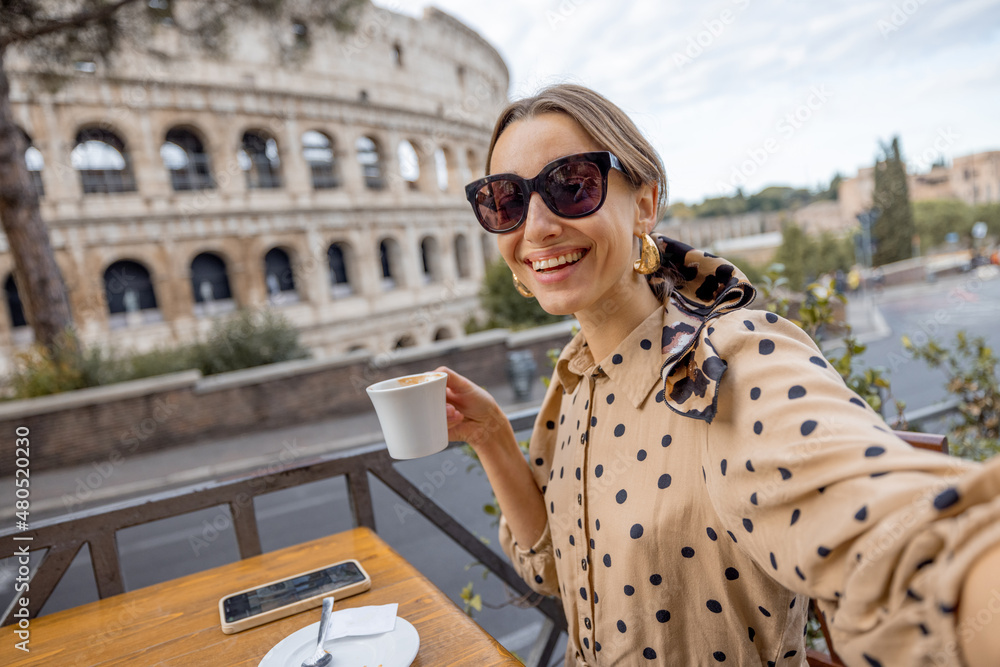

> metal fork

[{"left": 301, "top": 597, "right": 334, "bottom": 667}]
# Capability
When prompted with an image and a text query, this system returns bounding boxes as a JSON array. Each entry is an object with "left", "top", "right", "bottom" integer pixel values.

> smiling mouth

[{"left": 531, "top": 250, "right": 587, "bottom": 273}]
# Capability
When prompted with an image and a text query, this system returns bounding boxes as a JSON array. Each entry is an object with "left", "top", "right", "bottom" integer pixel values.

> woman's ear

[{"left": 633, "top": 182, "right": 658, "bottom": 236}]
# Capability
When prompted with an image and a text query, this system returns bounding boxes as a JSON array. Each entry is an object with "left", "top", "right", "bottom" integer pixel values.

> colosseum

[{"left": 0, "top": 3, "right": 510, "bottom": 374}]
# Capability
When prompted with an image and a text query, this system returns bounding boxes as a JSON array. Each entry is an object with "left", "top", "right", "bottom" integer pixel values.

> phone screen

[{"left": 223, "top": 561, "right": 366, "bottom": 622}]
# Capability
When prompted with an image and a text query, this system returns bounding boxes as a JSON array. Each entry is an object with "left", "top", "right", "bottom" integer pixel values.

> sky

[{"left": 374, "top": 0, "right": 1000, "bottom": 205}]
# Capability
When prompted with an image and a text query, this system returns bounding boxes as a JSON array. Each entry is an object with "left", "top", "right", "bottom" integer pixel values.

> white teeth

[{"left": 532, "top": 251, "right": 584, "bottom": 272}]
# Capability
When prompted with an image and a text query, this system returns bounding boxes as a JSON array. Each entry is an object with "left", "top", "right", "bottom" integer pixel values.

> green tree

[
  {"left": 913, "top": 200, "right": 974, "bottom": 247},
  {"left": 473, "top": 259, "right": 563, "bottom": 331},
  {"left": 0, "top": 0, "right": 362, "bottom": 356},
  {"left": 773, "top": 223, "right": 811, "bottom": 291},
  {"left": 871, "top": 136, "right": 916, "bottom": 266}
]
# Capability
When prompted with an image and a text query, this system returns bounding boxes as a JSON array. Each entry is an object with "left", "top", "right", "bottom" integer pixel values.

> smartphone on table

[{"left": 219, "top": 558, "right": 371, "bottom": 634}]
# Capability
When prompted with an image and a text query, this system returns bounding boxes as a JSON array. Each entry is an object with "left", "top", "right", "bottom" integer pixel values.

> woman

[{"left": 439, "top": 84, "right": 1000, "bottom": 666}]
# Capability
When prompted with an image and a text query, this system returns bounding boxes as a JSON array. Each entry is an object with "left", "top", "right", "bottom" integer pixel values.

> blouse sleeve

[
  {"left": 496, "top": 371, "right": 566, "bottom": 599},
  {"left": 703, "top": 309, "right": 1000, "bottom": 666}
]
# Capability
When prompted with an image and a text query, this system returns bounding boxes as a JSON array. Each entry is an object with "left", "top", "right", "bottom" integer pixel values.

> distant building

[{"left": 0, "top": 3, "right": 509, "bottom": 374}]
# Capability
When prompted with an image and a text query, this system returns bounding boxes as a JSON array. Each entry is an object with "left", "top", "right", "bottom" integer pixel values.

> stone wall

[{"left": 0, "top": 322, "right": 576, "bottom": 476}]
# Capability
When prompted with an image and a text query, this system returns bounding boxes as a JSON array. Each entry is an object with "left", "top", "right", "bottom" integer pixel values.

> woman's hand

[{"left": 436, "top": 366, "right": 510, "bottom": 451}]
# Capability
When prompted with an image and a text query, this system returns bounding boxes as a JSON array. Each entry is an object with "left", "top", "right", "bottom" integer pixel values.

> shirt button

[
  {"left": 577, "top": 494, "right": 583, "bottom": 505},
  {"left": 581, "top": 558, "right": 587, "bottom": 571}
]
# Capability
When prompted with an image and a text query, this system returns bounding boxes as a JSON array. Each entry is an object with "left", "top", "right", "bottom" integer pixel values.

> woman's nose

[{"left": 521, "top": 192, "right": 561, "bottom": 243}]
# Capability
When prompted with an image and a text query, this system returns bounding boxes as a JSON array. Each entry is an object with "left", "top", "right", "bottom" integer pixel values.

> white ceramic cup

[{"left": 366, "top": 371, "right": 449, "bottom": 459}]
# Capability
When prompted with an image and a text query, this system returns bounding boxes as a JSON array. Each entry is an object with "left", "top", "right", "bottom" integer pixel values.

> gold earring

[
  {"left": 512, "top": 274, "right": 534, "bottom": 298},
  {"left": 633, "top": 233, "right": 660, "bottom": 275}
]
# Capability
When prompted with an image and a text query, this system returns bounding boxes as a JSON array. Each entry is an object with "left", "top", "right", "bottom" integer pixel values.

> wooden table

[{"left": 3, "top": 527, "right": 520, "bottom": 666}]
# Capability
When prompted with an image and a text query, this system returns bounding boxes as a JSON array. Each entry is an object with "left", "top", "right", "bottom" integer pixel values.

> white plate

[{"left": 258, "top": 617, "right": 419, "bottom": 667}]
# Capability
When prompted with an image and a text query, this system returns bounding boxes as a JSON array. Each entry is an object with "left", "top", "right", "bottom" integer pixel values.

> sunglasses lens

[
  {"left": 474, "top": 180, "right": 524, "bottom": 232},
  {"left": 545, "top": 161, "right": 604, "bottom": 217}
]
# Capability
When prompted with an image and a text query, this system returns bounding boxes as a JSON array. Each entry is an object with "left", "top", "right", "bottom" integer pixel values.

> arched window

[
  {"left": 72, "top": 128, "right": 136, "bottom": 194},
  {"left": 434, "top": 327, "right": 453, "bottom": 341},
  {"left": 328, "top": 242, "right": 353, "bottom": 297},
  {"left": 420, "top": 236, "right": 440, "bottom": 284},
  {"left": 263, "top": 248, "right": 297, "bottom": 302},
  {"left": 190, "top": 252, "right": 234, "bottom": 316},
  {"left": 162, "top": 127, "right": 214, "bottom": 191},
  {"left": 392, "top": 42, "right": 403, "bottom": 67},
  {"left": 397, "top": 140, "right": 420, "bottom": 191},
  {"left": 434, "top": 147, "right": 451, "bottom": 192},
  {"left": 466, "top": 148, "right": 480, "bottom": 181},
  {"left": 19, "top": 129, "right": 44, "bottom": 197},
  {"left": 104, "top": 259, "right": 159, "bottom": 328},
  {"left": 356, "top": 136, "right": 384, "bottom": 189},
  {"left": 239, "top": 130, "right": 282, "bottom": 189},
  {"left": 4, "top": 274, "right": 27, "bottom": 328},
  {"left": 379, "top": 238, "right": 401, "bottom": 290},
  {"left": 394, "top": 334, "right": 415, "bottom": 349},
  {"left": 303, "top": 131, "right": 339, "bottom": 189},
  {"left": 454, "top": 234, "right": 471, "bottom": 279}
]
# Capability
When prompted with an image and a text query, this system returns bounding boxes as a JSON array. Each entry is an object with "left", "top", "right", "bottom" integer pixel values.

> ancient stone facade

[{"left": 0, "top": 3, "right": 510, "bottom": 374}]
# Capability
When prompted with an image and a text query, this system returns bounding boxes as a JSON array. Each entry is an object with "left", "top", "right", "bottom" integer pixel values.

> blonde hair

[{"left": 486, "top": 84, "right": 668, "bottom": 217}]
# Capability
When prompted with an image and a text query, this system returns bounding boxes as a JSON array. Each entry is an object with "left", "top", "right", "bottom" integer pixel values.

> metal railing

[{"left": 0, "top": 408, "right": 566, "bottom": 666}]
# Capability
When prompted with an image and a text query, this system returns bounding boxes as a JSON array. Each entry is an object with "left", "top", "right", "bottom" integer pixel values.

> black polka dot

[
  {"left": 707, "top": 527, "right": 718, "bottom": 540},
  {"left": 643, "top": 648, "right": 656, "bottom": 660},
  {"left": 560, "top": 414, "right": 565, "bottom": 424},
  {"left": 750, "top": 492, "right": 758, "bottom": 505},
  {"left": 630, "top": 524, "right": 644, "bottom": 539},
  {"left": 612, "top": 354, "right": 623, "bottom": 364},
  {"left": 783, "top": 650, "right": 797, "bottom": 659},
  {"left": 743, "top": 518, "right": 754, "bottom": 533},
  {"left": 865, "top": 445, "right": 886, "bottom": 457},
  {"left": 596, "top": 519, "right": 601, "bottom": 530},
  {"left": 850, "top": 397, "right": 867, "bottom": 408},
  {"left": 934, "top": 487, "right": 960, "bottom": 510},
  {"left": 595, "top": 465, "right": 604, "bottom": 477},
  {"left": 576, "top": 467, "right": 581, "bottom": 480},
  {"left": 655, "top": 389, "right": 665, "bottom": 402},
  {"left": 603, "top": 553, "right": 611, "bottom": 567},
  {"left": 855, "top": 505, "right": 868, "bottom": 521},
  {"left": 637, "top": 449, "right": 647, "bottom": 461},
  {"left": 595, "top": 642, "right": 601, "bottom": 652},
  {"left": 616, "top": 489, "right": 627, "bottom": 504},
  {"left": 753, "top": 421, "right": 763, "bottom": 435},
  {"left": 650, "top": 573, "right": 662, "bottom": 585},
  {"left": 614, "top": 424, "right": 626, "bottom": 437},
  {"left": 770, "top": 552, "right": 778, "bottom": 569},
  {"left": 788, "top": 385, "right": 806, "bottom": 399},
  {"left": 758, "top": 605, "right": 771, "bottom": 617},
  {"left": 790, "top": 509, "right": 801, "bottom": 525},
  {"left": 743, "top": 320, "right": 755, "bottom": 331},
  {"left": 863, "top": 654, "right": 883, "bottom": 667},
  {"left": 765, "top": 312, "right": 778, "bottom": 323},
  {"left": 707, "top": 599, "right": 722, "bottom": 613},
  {"left": 661, "top": 434, "right": 672, "bottom": 447},
  {"left": 779, "top": 467, "right": 792, "bottom": 480},
  {"left": 809, "top": 356, "right": 828, "bottom": 368},
  {"left": 725, "top": 567, "right": 739, "bottom": 580},
  {"left": 534, "top": 457, "right": 544, "bottom": 466},
  {"left": 658, "top": 474, "right": 671, "bottom": 489},
  {"left": 590, "top": 416, "right": 597, "bottom": 427},
  {"left": 727, "top": 530, "right": 738, "bottom": 543},
  {"left": 746, "top": 459, "right": 755, "bottom": 472},
  {"left": 640, "top": 338, "right": 652, "bottom": 350},
  {"left": 534, "top": 575, "right": 543, "bottom": 584},
  {"left": 817, "top": 546, "right": 831, "bottom": 557},
  {"left": 656, "top": 609, "right": 670, "bottom": 623},
  {"left": 750, "top": 386, "right": 761, "bottom": 400},
  {"left": 801, "top": 420, "right": 817, "bottom": 436},
  {"left": 713, "top": 651, "right": 726, "bottom": 662},
  {"left": 606, "top": 393, "right": 615, "bottom": 404},
  {"left": 748, "top": 626, "right": 755, "bottom": 642},
  {"left": 555, "top": 548, "right": 561, "bottom": 558},
  {"left": 681, "top": 547, "right": 695, "bottom": 558},
  {"left": 720, "top": 459, "right": 728, "bottom": 476},
  {"left": 612, "top": 619, "right": 625, "bottom": 634},
  {"left": 624, "top": 585, "right": 634, "bottom": 595},
  {"left": 795, "top": 566, "right": 806, "bottom": 581},
  {"left": 589, "top": 538, "right": 595, "bottom": 549},
  {"left": 546, "top": 420, "right": 555, "bottom": 429},
  {"left": 583, "top": 637, "right": 589, "bottom": 649},
  {"left": 550, "top": 501, "right": 554, "bottom": 513},
  {"left": 759, "top": 339, "right": 775, "bottom": 355},
  {"left": 569, "top": 535, "right": 575, "bottom": 545}
]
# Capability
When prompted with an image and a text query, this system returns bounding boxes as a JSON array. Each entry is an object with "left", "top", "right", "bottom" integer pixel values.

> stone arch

[
  {"left": 162, "top": 126, "right": 214, "bottom": 191},
  {"left": 420, "top": 235, "right": 441, "bottom": 283},
  {"left": 103, "top": 258, "right": 161, "bottom": 328},
  {"left": 190, "top": 251, "right": 235, "bottom": 316},
  {"left": 435, "top": 145, "right": 458, "bottom": 193},
  {"left": 303, "top": 130, "right": 340, "bottom": 189},
  {"left": 480, "top": 233, "right": 497, "bottom": 266},
  {"left": 327, "top": 240, "right": 355, "bottom": 297},
  {"left": 466, "top": 147, "right": 481, "bottom": 181},
  {"left": 397, "top": 139, "right": 421, "bottom": 191},
  {"left": 454, "top": 233, "right": 471, "bottom": 279},
  {"left": 3, "top": 273, "right": 27, "bottom": 328},
  {"left": 433, "top": 326, "right": 454, "bottom": 341},
  {"left": 240, "top": 129, "right": 282, "bottom": 189},
  {"left": 72, "top": 125, "right": 137, "bottom": 194},
  {"left": 356, "top": 135, "right": 385, "bottom": 190},
  {"left": 378, "top": 237, "right": 403, "bottom": 290},
  {"left": 394, "top": 333, "right": 416, "bottom": 349},
  {"left": 263, "top": 247, "right": 298, "bottom": 302},
  {"left": 17, "top": 127, "right": 44, "bottom": 197}
]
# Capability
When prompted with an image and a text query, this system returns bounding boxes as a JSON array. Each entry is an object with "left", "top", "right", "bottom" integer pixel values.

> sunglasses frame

[{"left": 465, "top": 151, "right": 624, "bottom": 234}]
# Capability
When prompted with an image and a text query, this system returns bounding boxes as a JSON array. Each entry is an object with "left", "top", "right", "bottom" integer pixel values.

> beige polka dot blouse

[{"left": 498, "top": 238, "right": 1000, "bottom": 666}]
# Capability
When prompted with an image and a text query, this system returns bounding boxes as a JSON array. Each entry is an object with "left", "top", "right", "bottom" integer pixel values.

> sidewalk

[{"left": 11, "top": 381, "right": 539, "bottom": 522}]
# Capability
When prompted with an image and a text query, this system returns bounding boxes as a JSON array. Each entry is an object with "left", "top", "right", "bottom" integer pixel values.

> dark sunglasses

[{"left": 465, "top": 151, "right": 624, "bottom": 234}]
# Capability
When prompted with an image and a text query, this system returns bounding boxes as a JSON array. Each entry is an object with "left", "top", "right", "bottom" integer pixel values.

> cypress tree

[{"left": 871, "top": 136, "right": 916, "bottom": 266}]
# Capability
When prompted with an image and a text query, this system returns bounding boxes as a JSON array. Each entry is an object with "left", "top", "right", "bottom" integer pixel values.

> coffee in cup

[{"left": 366, "top": 372, "right": 449, "bottom": 459}]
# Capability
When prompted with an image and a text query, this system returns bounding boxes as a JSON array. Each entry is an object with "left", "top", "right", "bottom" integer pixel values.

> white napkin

[{"left": 325, "top": 603, "right": 398, "bottom": 641}]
